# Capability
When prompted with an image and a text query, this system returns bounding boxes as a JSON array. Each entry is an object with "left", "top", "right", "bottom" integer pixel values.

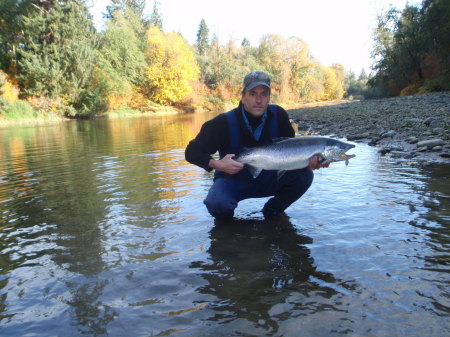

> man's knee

[
  {"left": 204, "top": 180, "right": 238, "bottom": 218},
  {"left": 204, "top": 196, "right": 236, "bottom": 218}
]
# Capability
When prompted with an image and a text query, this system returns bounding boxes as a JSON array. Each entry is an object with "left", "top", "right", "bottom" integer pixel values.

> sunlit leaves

[{"left": 144, "top": 27, "right": 199, "bottom": 104}]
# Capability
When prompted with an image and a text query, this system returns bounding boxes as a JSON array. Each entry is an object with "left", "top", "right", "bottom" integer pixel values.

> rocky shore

[{"left": 288, "top": 92, "right": 450, "bottom": 165}]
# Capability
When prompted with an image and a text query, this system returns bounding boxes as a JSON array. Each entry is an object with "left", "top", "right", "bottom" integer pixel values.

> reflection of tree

[
  {"left": 66, "top": 279, "right": 117, "bottom": 336},
  {"left": 192, "top": 217, "right": 339, "bottom": 332},
  {"left": 0, "top": 121, "right": 114, "bottom": 333},
  {"left": 414, "top": 164, "right": 450, "bottom": 279}
]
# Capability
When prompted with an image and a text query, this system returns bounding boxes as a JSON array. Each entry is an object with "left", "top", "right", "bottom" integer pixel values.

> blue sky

[{"left": 89, "top": 0, "right": 421, "bottom": 74}]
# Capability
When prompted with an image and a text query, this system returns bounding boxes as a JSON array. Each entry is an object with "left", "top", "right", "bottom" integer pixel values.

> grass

[
  {"left": 0, "top": 100, "right": 63, "bottom": 126},
  {"left": 1, "top": 100, "right": 38, "bottom": 119}
]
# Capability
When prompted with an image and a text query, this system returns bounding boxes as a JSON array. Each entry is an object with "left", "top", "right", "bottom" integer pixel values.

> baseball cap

[{"left": 242, "top": 71, "right": 271, "bottom": 92}]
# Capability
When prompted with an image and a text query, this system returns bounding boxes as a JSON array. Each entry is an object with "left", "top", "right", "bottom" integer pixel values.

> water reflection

[
  {"left": 0, "top": 114, "right": 449, "bottom": 336},
  {"left": 192, "top": 217, "right": 342, "bottom": 334}
]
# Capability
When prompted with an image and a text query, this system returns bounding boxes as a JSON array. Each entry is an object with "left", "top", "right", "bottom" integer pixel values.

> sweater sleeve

[{"left": 185, "top": 114, "right": 228, "bottom": 172}]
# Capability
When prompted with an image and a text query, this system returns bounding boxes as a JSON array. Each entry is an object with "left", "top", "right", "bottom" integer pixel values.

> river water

[{"left": 0, "top": 113, "right": 449, "bottom": 337}]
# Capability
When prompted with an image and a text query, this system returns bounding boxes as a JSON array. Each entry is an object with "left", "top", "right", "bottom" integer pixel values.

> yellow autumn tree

[
  {"left": 0, "top": 70, "right": 19, "bottom": 102},
  {"left": 321, "top": 66, "right": 344, "bottom": 101},
  {"left": 145, "top": 26, "right": 199, "bottom": 104}
]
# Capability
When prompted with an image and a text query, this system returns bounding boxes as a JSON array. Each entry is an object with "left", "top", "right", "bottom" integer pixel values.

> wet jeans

[{"left": 204, "top": 168, "right": 314, "bottom": 219}]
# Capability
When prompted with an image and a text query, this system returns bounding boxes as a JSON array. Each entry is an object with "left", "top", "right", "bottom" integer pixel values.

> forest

[{"left": 0, "top": 0, "right": 448, "bottom": 119}]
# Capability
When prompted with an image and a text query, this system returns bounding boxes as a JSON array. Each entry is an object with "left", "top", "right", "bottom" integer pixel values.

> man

[{"left": 185, "top": 71, "right": 327, "bottom": 219}]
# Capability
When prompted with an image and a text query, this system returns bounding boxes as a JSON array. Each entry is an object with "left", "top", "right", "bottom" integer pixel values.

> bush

[{"left": 0, "top": 100, "right": 38, "bottom": 119}]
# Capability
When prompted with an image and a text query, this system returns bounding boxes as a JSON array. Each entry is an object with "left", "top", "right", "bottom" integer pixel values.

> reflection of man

[
  {"left": 185, "top": 71, "right": 328, "bottom": 219},
  {"left": 191, "top": 219, "right": 338, "bottom": 332}
]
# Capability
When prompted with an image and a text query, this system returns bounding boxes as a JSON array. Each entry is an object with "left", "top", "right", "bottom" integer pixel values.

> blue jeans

[{"left": 204, "top": 168, "right": 314, "bottom": 219}]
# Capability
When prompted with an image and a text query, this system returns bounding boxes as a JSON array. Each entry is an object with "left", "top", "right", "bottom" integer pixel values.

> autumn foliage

[{"left": 144, "top": 27, "right": 199, "bottom": 104}]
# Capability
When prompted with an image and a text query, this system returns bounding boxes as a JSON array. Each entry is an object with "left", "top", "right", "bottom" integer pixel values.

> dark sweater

[{"left": 185, "top": 102, "right": 294, "bottom": 172}]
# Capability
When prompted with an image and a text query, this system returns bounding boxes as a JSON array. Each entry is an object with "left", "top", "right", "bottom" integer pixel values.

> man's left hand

[{"left": 308, "top": 156, "right": 330, "bottom": 170}]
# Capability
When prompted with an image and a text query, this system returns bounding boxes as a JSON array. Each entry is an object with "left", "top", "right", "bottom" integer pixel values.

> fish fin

[
  {"left": 277, "top": 170, "right": 286, "bottom": 180},
  {"left": 246, "top": 165, "right": 263, "bottom": 178}
]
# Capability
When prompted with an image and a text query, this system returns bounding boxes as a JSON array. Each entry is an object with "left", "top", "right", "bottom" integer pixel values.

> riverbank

[{"left": 288, "top": 92, "right": 450, "bottom": 165}]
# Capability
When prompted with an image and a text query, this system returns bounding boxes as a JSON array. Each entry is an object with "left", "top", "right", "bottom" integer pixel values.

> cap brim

[{"left": 245, "top": 81, "right": 271, "bottom": 91}]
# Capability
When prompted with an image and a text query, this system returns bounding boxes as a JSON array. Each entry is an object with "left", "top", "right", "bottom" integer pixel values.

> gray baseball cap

[{"left": 242, "top": 71, "right": 271, "bottom": 92}]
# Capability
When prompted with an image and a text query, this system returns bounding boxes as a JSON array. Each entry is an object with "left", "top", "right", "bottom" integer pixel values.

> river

[{"left": 0, "top": 114, "right": 449, "bottom": 336}]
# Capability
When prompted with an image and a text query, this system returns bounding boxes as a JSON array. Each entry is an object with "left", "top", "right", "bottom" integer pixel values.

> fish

[{"left": 233, "top": 136, "right": 356, "bottom": 178}]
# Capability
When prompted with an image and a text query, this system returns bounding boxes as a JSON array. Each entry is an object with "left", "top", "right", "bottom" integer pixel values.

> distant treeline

[
  {"left": 369, "top": 0, "right": 450, "bottom": 97},
  {"left": 0, "top": 0, "right": 448, "bottom": 119}
]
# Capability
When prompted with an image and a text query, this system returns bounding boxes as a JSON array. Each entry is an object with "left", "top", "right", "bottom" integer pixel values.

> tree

[
  {"left": 144, "top": 27, "right": 199, "bottom": 104},
  {"left": 17, "top": 0, "right": 99, "bottom": 114},
  {"left": 149, "top": 0, "right": 163, "bottom": 30},
  {"left": 370, "top": 0, "right": 450, "bottom": 96},
  {"left": 358, "top": 68, "right": 368, "bottom": 81},
  {"left": 106, "top": 0, "right": 146, "bottom": 18},
  {"left": 0, "top": 0, "right": 35, "bottom": 73},
  {"left": 196, "top": 18, "right": 210, "bottom": 55},
  {"left": 99, "top": 9, "right": 147, "bottom": 86},
  {"left": 241, "top": 38, "right": 250, "bottom": 47}
]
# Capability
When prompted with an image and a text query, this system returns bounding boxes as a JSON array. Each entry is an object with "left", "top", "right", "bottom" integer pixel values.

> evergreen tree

[
  {"left": 241, "top": 38, "right": 250, "bottom": 47},
  {"left": 106, "top": 0, "right": 146, "bottom": 17},
  {"left": 358, "top": 68, "right": 368, "bottom": 81},
  {"left": 149, "top": 0, "right": 163, "bottom": 30},
  {"left": 17, "top": 0, "right": 98, "bottom": 114},
  {"left": 0, "top": 0, "right": 34, "bottom": 73},
  {"left": 99, "top": 9, "right": 147, "bottom": 86},
  {"left": 196, "top": 18, "right": 210, "bottom": 55}
]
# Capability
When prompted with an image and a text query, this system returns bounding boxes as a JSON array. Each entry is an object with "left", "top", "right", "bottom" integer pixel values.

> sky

[{"left": 89, "top": 0, "right": 421, "bottom": 75}]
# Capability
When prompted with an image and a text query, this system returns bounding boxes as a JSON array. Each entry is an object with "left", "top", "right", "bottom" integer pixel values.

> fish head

[{"left": 323, "top": 140, "right": 356, "bottom": 164}]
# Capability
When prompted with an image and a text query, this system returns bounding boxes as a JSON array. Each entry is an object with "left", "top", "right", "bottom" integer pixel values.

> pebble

[
  {"left": 407, "top": 136, "right": 419, "bottom": 144},
  {"left": 382, "top": 130, "right": 396, "bottom": 138},
  {"left": 416, "top": 139, "right": 445, "bottom": 148}
]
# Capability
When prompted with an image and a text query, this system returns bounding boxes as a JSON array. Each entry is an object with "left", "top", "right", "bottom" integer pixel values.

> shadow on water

[{"left": 190, "top": 216, "right": 344, "bottom": 335}]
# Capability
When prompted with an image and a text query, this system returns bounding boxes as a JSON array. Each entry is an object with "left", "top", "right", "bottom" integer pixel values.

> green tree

[
  {"left": 149, "top": 0, "right": 163, "bottom": 30},
  {"left": 0, "top": 0, "right": 35, "bottom": 73},
  {"left": 99, "top": 9, "right": 147, "bottom": 86},
  {"left": 241, "top": 38, "right": 250, "bottom": 47},
  {"left": 196, "top": 18, "right": 210, "bottom": 55},
  {"left": 420, "top": 0, "right": 450, "bottom": 89},
  {"left": 370, "top": 0, "right": 450, "bottom": 96},
  {"left": 17, "top": 0, "right": 99, "bottom": 115},
  {"left": 106, "top": 0, "right": 146, "bottom": 18}
]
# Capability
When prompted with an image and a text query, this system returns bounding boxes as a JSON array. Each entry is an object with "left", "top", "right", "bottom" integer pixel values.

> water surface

[{"left": 0, "top": 114, "right": 449, "bottom": 336}]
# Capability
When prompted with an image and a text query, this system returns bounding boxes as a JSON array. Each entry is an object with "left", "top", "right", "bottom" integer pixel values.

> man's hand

[
  {"left": 308, "top": 156, "right": 330, "bottom": 170},
  {"left": 209, "top": 154, "right": 244, "bottom": 175}
]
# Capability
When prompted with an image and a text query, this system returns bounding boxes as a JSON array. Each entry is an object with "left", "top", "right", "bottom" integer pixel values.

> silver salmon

[{"left": 233, "top": 136, "right": 355, "bottom": 178}]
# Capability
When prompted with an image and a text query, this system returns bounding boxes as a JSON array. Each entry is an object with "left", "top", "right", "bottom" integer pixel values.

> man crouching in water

[{"left": 185, "top": 71, "right": 328, "bottom": 219}]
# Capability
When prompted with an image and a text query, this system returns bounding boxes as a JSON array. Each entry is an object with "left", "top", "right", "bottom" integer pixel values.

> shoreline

[{"left": 288, "top": 92, "right": 450, "bottom": 165}]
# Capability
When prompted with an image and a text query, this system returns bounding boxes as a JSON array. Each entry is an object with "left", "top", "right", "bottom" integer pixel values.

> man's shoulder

[
  {"left": 268, "top": 104, "right": 289, "bottom": 119},
  {"left": 269, "top": 104, "right": 287, "bottom": 113},
  {"left": 202, "top": 110, "right": 234, "bottom": 131}
]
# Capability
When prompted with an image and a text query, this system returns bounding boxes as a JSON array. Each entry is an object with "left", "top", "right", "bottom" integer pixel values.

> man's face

[{"left": 241, "top": 85, "right": 271, "bottom": 118}]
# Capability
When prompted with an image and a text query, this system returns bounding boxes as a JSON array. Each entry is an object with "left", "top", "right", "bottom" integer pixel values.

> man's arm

[{"left": 185, "top": 114, "right": 239, "bottom": 172}]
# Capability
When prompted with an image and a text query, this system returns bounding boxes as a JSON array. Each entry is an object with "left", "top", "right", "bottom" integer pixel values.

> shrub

[{"left": 1, "top": 100, "right": 38, "bottom": 119}]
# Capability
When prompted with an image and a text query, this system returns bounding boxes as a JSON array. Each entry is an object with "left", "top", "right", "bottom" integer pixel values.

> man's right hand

[{"left": 209, "top": 154, "right": 244, "bottom": 175}]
